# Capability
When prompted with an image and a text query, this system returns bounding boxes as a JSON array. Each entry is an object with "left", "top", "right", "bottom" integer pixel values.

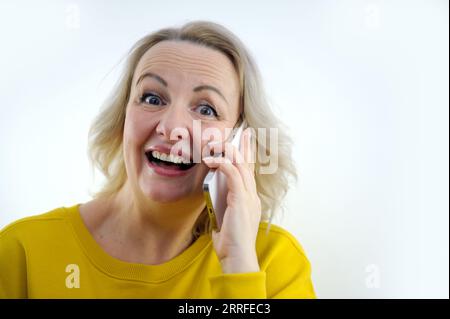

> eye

[
  {"left": 140, "top": 92, "right": 164, "bottom": 106},
  {"left": 194, "top": 104, "right": 219, "bottom": 118}
]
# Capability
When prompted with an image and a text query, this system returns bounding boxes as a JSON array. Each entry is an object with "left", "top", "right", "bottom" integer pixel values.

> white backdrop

[{"left": 0, "top": 0, "right": 448, "bottom": 298}]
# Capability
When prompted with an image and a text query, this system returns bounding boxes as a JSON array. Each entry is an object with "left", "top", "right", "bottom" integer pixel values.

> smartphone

[{"left": 203, "top": 120, "right": 246, "bottom": 231}]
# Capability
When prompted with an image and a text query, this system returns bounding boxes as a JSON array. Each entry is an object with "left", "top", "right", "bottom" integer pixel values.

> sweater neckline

[{"left": 64, "top": 203, "right": 212, "bottom": 283}]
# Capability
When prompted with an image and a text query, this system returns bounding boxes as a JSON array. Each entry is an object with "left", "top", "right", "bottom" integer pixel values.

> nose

[{"left": 155, "top": 103, "right": 191, "bottom": 142}]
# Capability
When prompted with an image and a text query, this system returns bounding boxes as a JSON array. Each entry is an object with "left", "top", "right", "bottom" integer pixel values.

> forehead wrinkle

[
  {"left": 139, "top": 56, "right": 232, "bottom": 81},
  {"left": 139, "top": 58, "right": 227, "bottom": 76},
  {"left": 147, "top": 43, "right": 228, "bottom": 67},
  {"left": 138, "top": 45, "right": 235, "bottom": 80},
  {"left": 137, "top": 60, "right": 237, "bottom": 94}
]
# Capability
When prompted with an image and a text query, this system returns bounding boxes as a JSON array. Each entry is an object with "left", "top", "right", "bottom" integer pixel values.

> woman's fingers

[
  {"left": 241, "top": 128, "right": 256, "bottom": 176},
  {"left": 205, "top": 144, "right": 256, "bottom": 192},
  {"left": 224, "top": 143, "right": 257, "bottom": 192},
  {"left": 203, "top": 156, "right": 245, "bottom": 195},
  {"left": 203, "top": 129, "right": 257, "bottom": 192}
]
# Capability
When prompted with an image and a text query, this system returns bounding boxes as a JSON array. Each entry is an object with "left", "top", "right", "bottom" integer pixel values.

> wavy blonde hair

[{"left": 88, "top": 20, "right": 298, "bottom": 238}]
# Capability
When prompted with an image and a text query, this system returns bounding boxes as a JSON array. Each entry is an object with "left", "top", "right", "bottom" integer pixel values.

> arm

[
  {"left": 208, "top": 231, "right": 316, "bottom": 299},
  {"left": 204, "top": 129, "right": 315, "bottom": 299},
  {"left": 0, "top": 228, "right": 28, "bottom": 298}
]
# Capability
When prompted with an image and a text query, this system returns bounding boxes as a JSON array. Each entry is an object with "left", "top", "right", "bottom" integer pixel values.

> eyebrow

[{"left": 136, "top": 72, "right": 229, "bottom": 105}]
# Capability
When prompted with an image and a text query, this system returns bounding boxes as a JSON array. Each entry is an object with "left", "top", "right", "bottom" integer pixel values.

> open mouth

[{"left": 145, "top": 150, "right": 196, "bottom": 171}]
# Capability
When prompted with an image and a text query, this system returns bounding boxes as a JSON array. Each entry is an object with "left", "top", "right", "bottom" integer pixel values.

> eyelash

[{"left": 139, "top": 92, "right": 220, "bottom": 118}]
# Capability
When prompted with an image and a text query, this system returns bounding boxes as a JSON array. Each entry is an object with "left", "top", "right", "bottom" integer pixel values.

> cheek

[{"left": 123, "top": 108, "right": 157, "bottom": 154}]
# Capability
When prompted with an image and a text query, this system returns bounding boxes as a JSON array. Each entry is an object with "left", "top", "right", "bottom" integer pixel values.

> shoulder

[
  {"left": 255, "top": 222, "right": 316, "bottom": 298},
  {"left": 256, "top": 221, "right": 309, "bottom": 256},
  {"left": 255, "top": 221, "right": 313, "bottom": 271},
  {"left": 0, "top": 206, "right": 70, "bottom": 243},
  {"left": 0, "top": 206, "right": 70, "bottom": 298}
]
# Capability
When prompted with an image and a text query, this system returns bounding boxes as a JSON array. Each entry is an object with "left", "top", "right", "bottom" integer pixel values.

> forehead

[{"left": 134, "top": 40, "right": 239, "bottom": 93}]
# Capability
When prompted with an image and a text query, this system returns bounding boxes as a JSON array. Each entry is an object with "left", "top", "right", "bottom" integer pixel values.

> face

[{"left": 123, "top": 40, "right": 241, "bottom": 203}]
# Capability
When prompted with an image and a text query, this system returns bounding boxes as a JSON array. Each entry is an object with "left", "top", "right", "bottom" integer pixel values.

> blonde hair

[{"left": 88, "top": 20, "right": 298, "bottom": 238}]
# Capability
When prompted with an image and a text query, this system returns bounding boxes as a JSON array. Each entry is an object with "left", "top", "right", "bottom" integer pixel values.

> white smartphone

[{"left": 203, "top": 120, "right": 246, "bottom": 231}]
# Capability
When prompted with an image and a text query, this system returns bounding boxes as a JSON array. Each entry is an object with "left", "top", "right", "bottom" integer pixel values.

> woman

[{"left": 0, "top": 21, "right": 316, "bottom": 298}]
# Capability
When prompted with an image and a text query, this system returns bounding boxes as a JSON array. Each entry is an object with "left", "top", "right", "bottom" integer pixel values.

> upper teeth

[{"left": 151, "top": 151, "right": 190, "bottom": 164}]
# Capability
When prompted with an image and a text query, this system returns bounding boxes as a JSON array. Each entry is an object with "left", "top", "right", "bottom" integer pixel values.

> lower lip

[{"left": 147, "top": 159, "right": 195, "bottom": 177}]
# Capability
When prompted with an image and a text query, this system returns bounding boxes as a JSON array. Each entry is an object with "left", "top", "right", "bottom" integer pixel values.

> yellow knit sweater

[{"left": 0, "top": 204, "right": 316, "bottom": 298}]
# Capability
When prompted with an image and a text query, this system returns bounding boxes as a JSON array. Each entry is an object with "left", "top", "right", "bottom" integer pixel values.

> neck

[{"left": 97, "top": 181, "right": 206, "bottom": 265}]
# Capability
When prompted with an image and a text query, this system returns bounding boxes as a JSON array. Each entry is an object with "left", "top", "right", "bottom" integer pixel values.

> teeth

[{"left": 151, "top": 151, "right": 190, "bottom": 164}]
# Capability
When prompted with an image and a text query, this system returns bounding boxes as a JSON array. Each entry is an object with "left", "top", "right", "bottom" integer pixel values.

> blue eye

[
  {"left": 140, "top": 93, "right": 164, "bottom": 106},
  {"left": 195, "top": 104, "right": 219, "bottom": 118}
]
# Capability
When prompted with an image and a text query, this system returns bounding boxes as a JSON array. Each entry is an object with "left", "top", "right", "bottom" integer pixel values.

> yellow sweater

[{"left": 0, "top": 204, "right": 316, "bottom": 299}]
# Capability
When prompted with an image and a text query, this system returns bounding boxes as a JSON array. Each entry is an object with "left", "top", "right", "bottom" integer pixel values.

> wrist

[{"left": 220, "top": 252, "right": 260, "bottom": 274}]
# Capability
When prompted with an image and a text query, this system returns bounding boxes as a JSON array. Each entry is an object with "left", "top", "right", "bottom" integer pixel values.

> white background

[{"left": 0, "top": 0, "right": 448, "bottom": 298}]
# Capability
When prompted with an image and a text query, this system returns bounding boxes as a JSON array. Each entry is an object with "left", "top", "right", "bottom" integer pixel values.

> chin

[{"left": 139, "top": 182, "right": 192, "bottom": 203}]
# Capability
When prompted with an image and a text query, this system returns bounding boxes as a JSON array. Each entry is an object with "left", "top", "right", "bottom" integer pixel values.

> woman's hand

[{"left": 203, "top": 128, "right": 262, "bottom": 274}]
